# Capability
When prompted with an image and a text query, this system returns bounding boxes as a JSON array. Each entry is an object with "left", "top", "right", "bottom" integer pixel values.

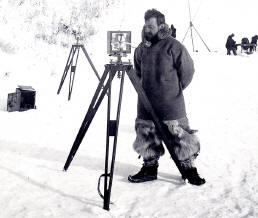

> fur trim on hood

[{"left": 142, "top": 23, "right": 172, "bottom": 47}]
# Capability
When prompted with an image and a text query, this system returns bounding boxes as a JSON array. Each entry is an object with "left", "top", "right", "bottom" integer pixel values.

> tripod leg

[
  {"left": 68, "top": 46, "right": 80, "bottom": 100},
  {"left": 80, "top": 45, "right": 101, "bottom": 81},
  {"left": 57, "top": 46, "right": 77, "bottom": 94},
  {"left": 63, "top": 65, "right": 117, "bottom": 171},
  {"left": 190, "top": 25, "right": 195, "bottom": 52},
  {"left": 102, "top": 70, "right": 125, "bottom": 210},
  {"left": 192, "top": 25, "right": 211, "bottom": 52},
  {"left": 103, "top": 70, "right": 112, "bottom": 210},
  {"left": 126, "top": 68, "right": 185, "bottom": 177},
  {"left": 182, "top": 26, "right": 190, "bottom": 43}
]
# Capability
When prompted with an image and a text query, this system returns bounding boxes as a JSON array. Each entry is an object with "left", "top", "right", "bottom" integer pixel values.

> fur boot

[
  {"left": 128, "top": 163, "right": 158, "bottom": 183},
  {"left": 181, "top": 167, "right": 206, "bottom": 186}
]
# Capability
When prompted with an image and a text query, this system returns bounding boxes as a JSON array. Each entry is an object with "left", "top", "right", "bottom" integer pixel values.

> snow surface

[{"left": 1, "top": 0, "right": 258, "bottom": 217}]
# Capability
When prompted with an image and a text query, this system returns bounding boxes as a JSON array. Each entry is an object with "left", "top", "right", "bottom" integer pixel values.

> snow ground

[{"left": 1, "top": 44, "right": 258, "bottom": 218}]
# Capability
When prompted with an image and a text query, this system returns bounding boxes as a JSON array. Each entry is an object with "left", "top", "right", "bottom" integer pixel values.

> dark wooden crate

[{"left": 7, "top": 86, "right": 36, "bottom": 112}]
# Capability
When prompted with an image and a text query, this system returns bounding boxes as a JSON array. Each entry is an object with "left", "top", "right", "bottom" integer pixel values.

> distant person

[
  {"left": 170, "top": 24, "right": 176, "bottom": 38},
  {"left": 225, "top": 34, "right": 237, "bottom": 55},
  {"left": 250, "top": 35, "right": 258, "bottom": 52},
  {"left": 128, "top": 9, "right": 205, "bottom": 186}
]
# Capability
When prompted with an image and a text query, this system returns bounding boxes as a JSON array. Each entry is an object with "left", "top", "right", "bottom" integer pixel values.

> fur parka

[{"left": 134, "top": 24, "right": 195, "bottom": 120}]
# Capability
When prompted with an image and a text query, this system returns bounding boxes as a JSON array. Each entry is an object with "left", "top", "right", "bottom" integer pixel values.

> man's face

[{"left": 144, "top": 17, "right": 159, "bottom": 41}]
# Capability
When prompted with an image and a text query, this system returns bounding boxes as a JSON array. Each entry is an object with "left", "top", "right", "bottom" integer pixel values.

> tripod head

[
  {"left": 109, "top": 52, "right": 132, "bottom": 65},
  {"left": 109, "top": 57, "right": 132, "bottom": 78}
]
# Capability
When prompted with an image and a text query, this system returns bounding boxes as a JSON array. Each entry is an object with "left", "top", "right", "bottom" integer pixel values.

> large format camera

[{"left": 107, "top": 31, "right": 131, "bottom": 60}]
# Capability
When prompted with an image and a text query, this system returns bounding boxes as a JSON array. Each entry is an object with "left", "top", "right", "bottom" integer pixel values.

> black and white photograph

[{"left": 0, "top": 0, "right": 258, "bottom": 217}]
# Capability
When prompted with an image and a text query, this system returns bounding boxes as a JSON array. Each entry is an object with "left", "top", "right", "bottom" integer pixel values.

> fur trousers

[{"left": 133, "top": 117, "right": 200, "bottom": 168}]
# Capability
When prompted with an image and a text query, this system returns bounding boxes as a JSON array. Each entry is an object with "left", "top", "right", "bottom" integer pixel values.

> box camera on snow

[
  {"left": 107, "top": 31, "right": 131, "bottom": 56},
  {"left": 7, "top": 85, "right": 36, "bottom": 112}
]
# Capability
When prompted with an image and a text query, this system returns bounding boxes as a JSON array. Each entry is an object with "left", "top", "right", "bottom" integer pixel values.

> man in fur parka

[
  {"left": 225, "top": 33, "right": 237, "bottom": 55},
  {"left": 128, "top": 9, "right": 205, "bottom": 186}
]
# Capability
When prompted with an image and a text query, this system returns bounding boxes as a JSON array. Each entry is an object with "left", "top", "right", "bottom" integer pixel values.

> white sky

[{"left": 106, "top": 0, "right": 258, "bottom": 52}]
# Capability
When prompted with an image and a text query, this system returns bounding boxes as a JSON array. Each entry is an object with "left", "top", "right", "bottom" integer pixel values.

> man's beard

[
  {"left": 144, "top": 32, "right": 159, "bottom": 44},
  {"left": 144, "top": 32, "right": 154, "bottom": 41}
]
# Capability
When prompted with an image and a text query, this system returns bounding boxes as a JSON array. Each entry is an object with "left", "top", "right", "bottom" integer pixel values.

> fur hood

[{"left": 142, "top": 23, "right": 172, "bottom": 47}]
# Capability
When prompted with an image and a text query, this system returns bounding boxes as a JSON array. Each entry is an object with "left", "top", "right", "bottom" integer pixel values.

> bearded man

[{"left": 128, "top": 9, "right": 205, "bottom": 186}]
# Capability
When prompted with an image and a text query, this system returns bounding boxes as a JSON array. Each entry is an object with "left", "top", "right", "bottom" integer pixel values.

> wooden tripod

[{"left": 57, "top": 43, "right": 100, "bottom": 100}]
